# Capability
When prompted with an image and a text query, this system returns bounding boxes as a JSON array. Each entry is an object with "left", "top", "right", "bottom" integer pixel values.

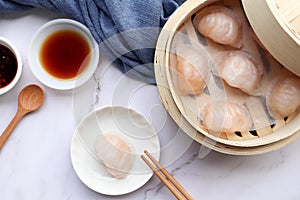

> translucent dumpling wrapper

[
  {"left": 266, "top": 72, "right": 300, "bottom": 119},
  {"left": 200, "top": 99, "right": 252, "bottom": 133},
  {"left": 173, "top": 45, "right": 210, "bottom": 96},
  {"left": 194, "top": 6, "right": 243, "bottom": 48},
  {"left": 95, "top": 132, "right": 135, "bottom": 179},
  {"left": 214, "top": 51, "right": 263, "bottom": 95}
]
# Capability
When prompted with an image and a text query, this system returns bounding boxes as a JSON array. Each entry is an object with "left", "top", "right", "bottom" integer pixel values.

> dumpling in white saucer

[{"left": 95, "top": 132, "right": 135, "bottom": 179}]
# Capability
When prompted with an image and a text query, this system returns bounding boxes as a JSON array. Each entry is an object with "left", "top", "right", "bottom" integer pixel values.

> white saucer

[{"left": 70, "top": 106, "right": 160, "bottom": 195}]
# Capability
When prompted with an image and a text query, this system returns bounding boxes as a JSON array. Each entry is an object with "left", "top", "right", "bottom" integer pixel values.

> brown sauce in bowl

[
  {"left": 0, "top": 44, "right": 18, "bottom": 88},
  {"left": 39, "top": 30, "right": 91, "bottom": 80}
]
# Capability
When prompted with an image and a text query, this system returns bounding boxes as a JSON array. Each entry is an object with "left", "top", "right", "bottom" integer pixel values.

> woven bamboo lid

[{"left": 242, "top": 0, "right": 300, "bottom": 76}]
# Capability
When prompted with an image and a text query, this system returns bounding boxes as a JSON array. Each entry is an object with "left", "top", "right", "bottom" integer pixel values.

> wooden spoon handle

[{"left": 0, "top": 109, "right": 27, "bottom": 150}]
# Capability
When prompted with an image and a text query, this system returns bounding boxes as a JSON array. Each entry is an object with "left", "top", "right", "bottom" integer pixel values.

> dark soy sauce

[{"left": 0, "top": 44, "right": 18, "bottom": 88}]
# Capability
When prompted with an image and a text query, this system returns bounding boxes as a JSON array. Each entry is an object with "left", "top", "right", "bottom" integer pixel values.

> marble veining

[{"left": 144, "top": 182, "right": 165, "bottom": 200}]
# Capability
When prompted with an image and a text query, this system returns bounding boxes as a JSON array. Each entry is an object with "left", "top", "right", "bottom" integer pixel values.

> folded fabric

[{"left": 0, "top": 0, "right": 185, "bottom": 84}]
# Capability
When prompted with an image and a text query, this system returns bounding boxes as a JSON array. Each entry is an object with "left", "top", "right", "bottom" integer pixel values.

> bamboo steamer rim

[
  {"left": 242, "top": 0, "right": 300, "bottom": 77},
  {"left": 163, "top": 0, "right": 300, "bottom": 147},
  {"left": 154, "top": 0, "right": 300, "bottom": 154}
]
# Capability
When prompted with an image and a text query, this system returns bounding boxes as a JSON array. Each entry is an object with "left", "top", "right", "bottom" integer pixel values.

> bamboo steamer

[
  {"left": 154, "top": 0, "right": 300, "bottom": 154},
  {"left": 242, "top": 0, "right": 300, "bottom": 76}
]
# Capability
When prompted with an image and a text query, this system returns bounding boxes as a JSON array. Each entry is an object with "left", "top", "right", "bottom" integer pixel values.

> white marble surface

[{"left": 1, "top": 8, "right": 300, "bottom": 200}]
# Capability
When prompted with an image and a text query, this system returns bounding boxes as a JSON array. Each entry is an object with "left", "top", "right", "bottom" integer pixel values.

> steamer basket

[{"left": 154, "top": 0, "right": 300, "bottom": 154}]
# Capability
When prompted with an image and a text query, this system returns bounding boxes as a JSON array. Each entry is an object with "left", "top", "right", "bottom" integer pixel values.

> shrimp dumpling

[
  {"left": 201, "top": 100, "right": 252, "bottom": 133},
  {"left": 196, "top": 7, "right": 242, "bottom": 48},
  {"left": 215, "top": 51, "right": 263, "bottom": 95},
  {"left": 95, "top": 132, "right": 135, "bottom": 179},
  {"left": 175, "top": 46, "right": 209, "bottom": 96},
  {"left": 266, "top": 74, "right": 300, "bottom": 119}
]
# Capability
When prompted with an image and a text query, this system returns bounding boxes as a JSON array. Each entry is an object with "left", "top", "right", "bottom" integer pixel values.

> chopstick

[{"left": 141, "top": 150, "right": 193, "bottom": 200}]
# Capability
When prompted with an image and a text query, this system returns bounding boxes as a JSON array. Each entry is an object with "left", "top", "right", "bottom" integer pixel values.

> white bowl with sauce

[
  {"left": 0, "top": 37, "right": 22, "bottom": 95},
  {"left": 29, "top": 19, "right": 99, "bottom": 90}
]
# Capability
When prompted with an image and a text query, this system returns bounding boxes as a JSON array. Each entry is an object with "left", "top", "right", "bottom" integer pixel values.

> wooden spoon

[{"left": 0, "top": 84, "right": 44, "bottom": 150}]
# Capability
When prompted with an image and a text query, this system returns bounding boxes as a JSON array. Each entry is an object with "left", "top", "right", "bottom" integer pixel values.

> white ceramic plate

[
  {"left": 29, "top": 18, "right": 99, "bottom": 90},
  {"left": 70, "top": 106, "right": 160, "bottom": 195}
]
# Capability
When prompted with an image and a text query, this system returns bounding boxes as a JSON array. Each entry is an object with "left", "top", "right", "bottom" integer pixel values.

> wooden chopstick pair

[{"left": 141, "top": 150, "right": 193, "bottom": 200}]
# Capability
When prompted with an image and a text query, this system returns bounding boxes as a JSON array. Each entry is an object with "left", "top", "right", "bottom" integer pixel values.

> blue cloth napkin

[{"left": 0, "top": 0, "right": 185, "bottom": 84}]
